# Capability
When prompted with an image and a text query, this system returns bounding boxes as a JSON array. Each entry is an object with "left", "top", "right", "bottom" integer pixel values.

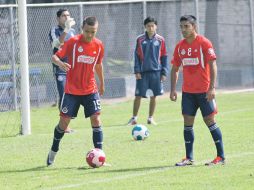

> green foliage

[{"left": 0, "top": 92, "right": 254, "bottom": 190}]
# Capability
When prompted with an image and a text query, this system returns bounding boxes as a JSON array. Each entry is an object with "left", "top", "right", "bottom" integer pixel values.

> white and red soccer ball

[{"left": 86, "top": 148, "right": 106, "bottom": 168}]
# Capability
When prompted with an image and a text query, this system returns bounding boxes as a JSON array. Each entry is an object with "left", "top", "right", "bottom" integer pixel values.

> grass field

[{"left": 0, "top": 92, "right": 254, "bottom": 190}]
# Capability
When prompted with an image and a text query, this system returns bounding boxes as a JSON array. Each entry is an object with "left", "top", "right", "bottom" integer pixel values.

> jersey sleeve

[
  {"left": 171, "top": 43, "right": 182, "bottom": 67},
  {"left": 55, "top": 39, "right": 71, "bottom": 59},
  {"left": 96, "top": 43, "right": 104, "bottom": 65},
  {"left": 160, "top": 39, "right": 169, "bottom": 76},
  {"left": 49, "top": 27, "right": 61, "bottom": 49},
  {"left": 202, "top": 38, "right": 216, "bottom": 62},
  {"left": 134, "top": 38, "right": 142, "bottom": 74}
]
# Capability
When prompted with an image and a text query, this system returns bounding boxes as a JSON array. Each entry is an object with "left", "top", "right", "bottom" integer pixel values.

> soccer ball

[
  {"left": 132, "top": 124, "right": 149, "bottom": 140},
  {"left": 86, "top": 148, "right": 106, "bottom": 168}
]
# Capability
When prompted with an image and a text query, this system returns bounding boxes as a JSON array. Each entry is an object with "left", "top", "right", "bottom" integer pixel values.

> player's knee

[
  {"left": 150, "top": 96, "right": 156, "bottom": 100},
  {"left": 135, "top": 96, "right": 142, "bottom": 100},
  {"left": 203, "top": 116, "right": 215, "bottom": 126},
  {"left": 90, "top": 114, "right": 101, "bottom": 126},
  {"left": 183, "top": 115, "right": 195, "bottom": 126},
  {"left": 59, "top": 115, "right": 71, "bottom": 129}
]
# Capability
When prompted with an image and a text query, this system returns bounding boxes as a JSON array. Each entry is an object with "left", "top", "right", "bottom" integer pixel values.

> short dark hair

[
  {"left": 144, "top": 16, "right": 157, "bottom": 26},
  {"left": 82, "top": 16, "right": 98, "bottom": 27},
  {"left": 180, "top": 15, "right": 197, "bottom": 25},
  {"left": 56, "top": 8, "right": 68, "bottom": 17}
]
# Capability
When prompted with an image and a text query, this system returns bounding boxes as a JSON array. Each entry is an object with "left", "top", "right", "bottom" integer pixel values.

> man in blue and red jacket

[{"left": 127, "top": 16, "right": 169, "bottom": 126}]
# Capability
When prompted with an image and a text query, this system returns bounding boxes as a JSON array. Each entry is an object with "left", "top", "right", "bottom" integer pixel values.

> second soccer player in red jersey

[
  {"left": 47, "top": 16, "right": 105, "bottom": 166},
  {"left": 170, "top": 15, "right": 225, "bottom": 166}
]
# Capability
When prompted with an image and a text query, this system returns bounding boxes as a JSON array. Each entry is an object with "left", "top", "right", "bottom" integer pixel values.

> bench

[{"left": 0, "top": 68, "right": 42, "bottom": 110}]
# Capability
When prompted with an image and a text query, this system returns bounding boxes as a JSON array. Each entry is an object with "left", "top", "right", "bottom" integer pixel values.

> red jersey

[
  {"left": 171, "top": 35, "right": 216, "bottom": 93},
  {"left": 56, "top": 34, "right": 104, "bottom": 95}
]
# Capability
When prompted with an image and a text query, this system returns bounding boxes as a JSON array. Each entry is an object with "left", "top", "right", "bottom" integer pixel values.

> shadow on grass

[
  {"left": 0, "top": 163, "right": 203, "bottom": 174},
  {"left": 0, "top": 165, "right": 92, "bottom": 174},
  {"left": 78, "top": 164, "right": 203, "bottom": 174}
]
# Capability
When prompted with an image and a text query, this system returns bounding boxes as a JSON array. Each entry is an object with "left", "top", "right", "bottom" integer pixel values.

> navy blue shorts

[
  {"left": 55, "top": 74, "right": 66, "bottom": 108},
  {"left": 182, "top": 92, "right": 217, "bottom": 117},
  {"left": 135, "top": 71, "right": 163, "bottom": 97},
  {"left": 60, "top": 92, "right": 101, "bottom": 118}
]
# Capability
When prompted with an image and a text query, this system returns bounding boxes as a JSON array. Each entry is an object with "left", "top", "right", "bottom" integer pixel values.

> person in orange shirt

[
  {"left": 170, "top": 15, "right": 225, "bottom": 166},
  {"left": 46, "top": 16, "right": 105, "bottom": 166}
]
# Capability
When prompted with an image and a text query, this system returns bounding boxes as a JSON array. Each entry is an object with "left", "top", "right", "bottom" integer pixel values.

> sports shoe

[
  {"left": 175, "top": 158, "right": 194, "bottom": 166},
  {"left": 127, "top": 117, "right": 137, "bottom": 125},
  {"left": 64, "top": 127, "right": 75, "bottom": 134},
  {"left": 47, "top": 150, "right": 57, "bottom": 166},
  {"left": 147, "top": 118, "right": 157, "bottom": 125},
  {"left": 205, "top": 156, "right": 225, "bottom": 166}
]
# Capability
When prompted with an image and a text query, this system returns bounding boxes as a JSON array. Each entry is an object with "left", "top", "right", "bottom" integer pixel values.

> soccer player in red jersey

[
  {"left": 47, "top": 16, "right": 105, "bottom": 166},
  {"left": 170, "top": 15, "right": 225, "bottom": 166}
]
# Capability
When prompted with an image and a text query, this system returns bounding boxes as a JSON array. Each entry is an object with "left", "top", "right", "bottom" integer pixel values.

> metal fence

[{"left": 0, "top": 0, "right": 254, "bottom": 112}]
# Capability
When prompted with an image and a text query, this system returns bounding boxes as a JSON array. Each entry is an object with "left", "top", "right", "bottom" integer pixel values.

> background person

[
  {"left": 49, "top": 8, "right": 76, "bottom": 133},
  {"left": 127, "top": 16, "right": 169, "bottom": 126}
]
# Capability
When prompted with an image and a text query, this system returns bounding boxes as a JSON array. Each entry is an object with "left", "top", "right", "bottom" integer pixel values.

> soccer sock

[
  {"left": 184, "top": 126, "right": 194, "bottom": 160},
  {"left": 132, "top": 116, "right": 137, "bottom": 120},
  {"left": 208, "top": 123, "right": 225, "bottom": 159},
  {"left": 92, "top": 126, "right": 103, "bottom": 149},
  {"left": 51, "top": 124, "right": 65, "bottom": 152}
]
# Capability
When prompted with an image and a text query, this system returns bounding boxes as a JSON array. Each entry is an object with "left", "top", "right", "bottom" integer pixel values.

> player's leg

[
  {"left": 147, "top": 71, "right": 163, "bottom": 125},
  {"left": 47, "top": 94, "right": 80, "bottom": 166},
  {"left": 82, "top": 93, "right": 103, "bottom": 149},
  {"left": 147, "top": 96, "right": 157, "bottom": 125},
  {"left": 199, "top": 95, "right": 225, "bottom": 165},
  {"left": 176, "top": 92, "right": 198, "bottom": 166},
  {"left": 90, "top": 114, "right": 103, "bottom": 149},
  {"left": 128, "top": 96, "right": 141, "bottom": 124},
  {"left": 55, "top": 74, "right": 74, "bottom": 133},
  {"left": 55, "top": 74, "right": 66, "bottom": 109},
  {"left": 47, "top": 116, "right": 71, "bottom": 166},
  {"left": 128, "top": 75, "right": 147, "bottom": 125}
]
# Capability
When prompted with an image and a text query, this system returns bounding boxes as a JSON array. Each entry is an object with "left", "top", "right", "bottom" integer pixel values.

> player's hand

[
  {"left": 206, "top": 88, "right": 215, "bottom": 101},
  {"left": 98, "top": 83, "right": 105, "bottom": 96},
  {"left": 64, "top": 18, "right": 76, "bottom": 33},
  {"left": 59, "top": 62, "right": 71, "bottom": 72},
  {"left": 135, "top": 73, "right": 141, "bottom": 80},
  {"left": 170, "top": 91, "right": 177, "bottom": 101},
  {"left": 161, "top": 75, "right": 166, "bottom": 82}
]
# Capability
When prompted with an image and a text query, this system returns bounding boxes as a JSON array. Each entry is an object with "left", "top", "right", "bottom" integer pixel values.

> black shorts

[
  {"left": 135, "top": 71, "right": 163, "bottom": 97},
  {"left": 60, "top": 92, "right": 101, "bottom": 118},
  {"left": 181, "top": 92, "right": 217, "bottom": 117}
]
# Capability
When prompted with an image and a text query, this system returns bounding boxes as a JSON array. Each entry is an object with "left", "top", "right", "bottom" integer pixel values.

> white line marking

[{"left": 44, "top": 152, "right": 254, "bottom": 190}]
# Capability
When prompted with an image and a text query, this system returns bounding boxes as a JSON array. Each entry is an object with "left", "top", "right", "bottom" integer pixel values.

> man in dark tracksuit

[
  {"left": 49, "top": 8, "right": 75, "bottom": 133},
  {"left": 127, "top": 16, "right": 169, "bottom": 126}
]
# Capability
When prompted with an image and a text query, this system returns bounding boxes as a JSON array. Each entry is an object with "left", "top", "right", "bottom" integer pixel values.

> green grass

[{"left": 0, "top": 92, "right": 254, "bottom": 190}]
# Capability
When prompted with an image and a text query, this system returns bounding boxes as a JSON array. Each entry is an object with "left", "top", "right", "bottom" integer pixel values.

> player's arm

[
  {"left": 160, "top": 39, "right": 169, "bottom": 82},
  {"left": 134, "top": 40, "right": 142, "bottom": 80},
  {"left": 50, "top": 18, "right": 75, "bottom": 49},
  {"left": 95, "top": 64, "right": 105, "bottom": 96},
  {"left": 206, "top": 59, "right": 217, "bottom": 101},
  {"left": 203, "top": 39, "right": 217, "bottom": 101},
  {"left": 170, "top": 64, "right": 180, "bottom": 101},
  {"left": 160, "top": 55, "right": 168, "bottom": 82},
  {"left": 52, "top": 54, "right": 71, "bottom": 72},
  {"left": 59, "top": 18, "right": 76, "bottom": 44},
  {"left": 50, "top": 28, "right": 61, "bottom": 49}
]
